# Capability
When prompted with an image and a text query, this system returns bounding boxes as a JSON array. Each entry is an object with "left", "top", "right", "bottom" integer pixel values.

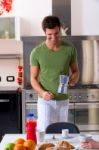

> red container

[{"left": 26, "top": 113, "right": 37, "bottom": 144}]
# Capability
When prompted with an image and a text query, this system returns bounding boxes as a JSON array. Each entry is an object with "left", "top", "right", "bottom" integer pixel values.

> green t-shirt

[{"left": 30, "top": 41, "right": 77, "bottom": 100}]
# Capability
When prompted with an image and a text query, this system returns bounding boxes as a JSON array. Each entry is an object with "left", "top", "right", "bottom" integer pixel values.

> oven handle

[
  {"left": 0, "top": 99, "right": 10, "bottom": 102},
  {"left": 75, "top": 102, "right": 99, "bottom": 108},
  {"left": 76, "top": 102, "right": 99, "bottom": 105},
  {"left": 69, "top": 103, "right": 74, "bottom": 109},
  {"left": 26, "top": 103, "right": 37, "bottom": 109}
]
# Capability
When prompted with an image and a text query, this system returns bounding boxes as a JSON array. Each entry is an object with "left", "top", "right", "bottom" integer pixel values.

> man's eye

[{"left": 55, "top": 32, "right": 59, "bottom": 35}]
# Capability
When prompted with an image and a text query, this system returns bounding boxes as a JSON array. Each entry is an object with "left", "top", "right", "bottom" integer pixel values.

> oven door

[
  {"left": 75, "top": 102, "right": 99, "bottom": 131},
  {"left": 26, "top": 103, "right": 37, "bottom": 119},
  {"left": 68, "top": 103, "right": 75, "bottom": 123}
]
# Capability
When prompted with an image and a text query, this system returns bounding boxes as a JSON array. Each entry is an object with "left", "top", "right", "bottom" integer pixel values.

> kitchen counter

[
  {"left": 1, "top": 134, "right": 80, "bottom": 149},
  {"left": 0, "top": 86, "right": 21, "bottom": 92},
  {"left": 1, "top": 133, "right": 99, "bottom": 150}
]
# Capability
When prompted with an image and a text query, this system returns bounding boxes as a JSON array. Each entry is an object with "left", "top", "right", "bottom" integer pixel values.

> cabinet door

[{"left": 0, "top": 17, "right": 20, "bottom": 40}]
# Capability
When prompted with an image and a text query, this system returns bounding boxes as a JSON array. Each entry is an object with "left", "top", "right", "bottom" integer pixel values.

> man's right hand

[{"left": 42, "top": 91, "right": 54, "bottom": 100}]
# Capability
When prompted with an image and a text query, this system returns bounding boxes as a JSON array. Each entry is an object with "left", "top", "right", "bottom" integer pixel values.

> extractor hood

[{"left": 52, "top": 0, "right": 71, "bottom": 35}]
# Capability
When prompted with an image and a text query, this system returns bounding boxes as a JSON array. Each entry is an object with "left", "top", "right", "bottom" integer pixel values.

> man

[{"left": 30, "top": 15, "right": 79, "bottom": 131}]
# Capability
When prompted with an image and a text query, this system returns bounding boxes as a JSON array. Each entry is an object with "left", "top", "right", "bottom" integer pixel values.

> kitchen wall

[
  {"left": 0, "top": 59, "right": 19, "bottom": 86},
  {"left": 0, "top": 0, "right": 52, "bottom": 87},
  {"left": 1, "top": 0, "right": 52, "bottom": 36},
  {"left": 1, "top": 0, "right": 99, "bottom": 36},
  {"left": 71, "top": 0, "right": 99, "bottom": 35},
  {"left": 0, "top": 40, "right": 23, "bottom": 87},
  {"left": 0, "top": 0, "right": 99, "bottom": 87}
]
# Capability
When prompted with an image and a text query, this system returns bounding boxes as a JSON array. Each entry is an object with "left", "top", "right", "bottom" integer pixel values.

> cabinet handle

[{"left": 0, "top": 99, "right": 9, "bottom": 102}]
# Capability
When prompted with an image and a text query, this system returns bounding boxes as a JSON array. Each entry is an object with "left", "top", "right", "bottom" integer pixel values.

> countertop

[
  {"left": 0, "top": 134, "right": 26, "bottom": 150},
  {"left": 0, "top": 86, "right": 22, "bottom": 93},
  {"left": 1, "top": 133, "right": 99, "bottom": 150}
]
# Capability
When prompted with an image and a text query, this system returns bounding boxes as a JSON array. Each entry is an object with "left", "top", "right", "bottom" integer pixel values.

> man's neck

[{"left": 45, "top": 40, "right": 61, "bottom": 52}]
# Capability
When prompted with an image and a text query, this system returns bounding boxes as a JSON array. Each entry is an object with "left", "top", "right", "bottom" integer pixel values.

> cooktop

[{"left": 24, "top": 84, "right": 99, "bottom": 90}]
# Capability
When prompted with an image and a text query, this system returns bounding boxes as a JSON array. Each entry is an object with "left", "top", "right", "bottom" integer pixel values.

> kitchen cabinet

[
  {"left": 0, "top": 54, "right": 22, "bottom": 59},
  {"left": 0, "top": 17, "right": 22, "bottom": 54},
  {"left": 0, "top": 17, "right": 20, "bottom": 40},
  {"left": 0, "top": 40, "right": 23, "bottom": 55}
]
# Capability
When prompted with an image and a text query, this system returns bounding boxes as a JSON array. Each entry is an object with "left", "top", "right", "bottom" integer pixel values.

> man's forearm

[
  {"left": 69, "top": 70, "right": 79, "bottom": 86},
  {"left": 72, "top": 70, "right": 79, "bottom": 81},
  {"left": 31, "top": 78, "right": 45, "bottom": 97}
]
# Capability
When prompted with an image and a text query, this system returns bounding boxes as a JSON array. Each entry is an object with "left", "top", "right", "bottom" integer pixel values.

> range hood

[{"left": 52, "top": 0, "right": 71, "bottom": 35}]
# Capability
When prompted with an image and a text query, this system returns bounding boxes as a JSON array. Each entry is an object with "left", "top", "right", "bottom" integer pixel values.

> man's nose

[{"left": 52, "top": 34, "right": 56, "bottom": 39}]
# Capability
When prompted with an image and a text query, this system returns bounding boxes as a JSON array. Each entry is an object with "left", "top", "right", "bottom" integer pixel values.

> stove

[
  {"left": 68, "top": 88, "right": 99, "bottom": 103},
  {"left": 22, "top": 86, "right": 99, "bottom": 103},
  {"left": 21, "top": 88, "right": 99, "bottom": 132},
  {"left": 69, "top": 84, "right": 99, "bottom": 89}
]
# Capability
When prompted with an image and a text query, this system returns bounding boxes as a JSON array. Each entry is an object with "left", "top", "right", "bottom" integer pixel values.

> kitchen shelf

[{"left": 0, "top": 54, "right": 22, "bottom": 59}]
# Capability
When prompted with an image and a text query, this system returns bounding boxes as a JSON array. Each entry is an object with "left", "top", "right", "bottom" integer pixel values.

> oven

[
  {"left": 22, "top": 88, "right": 99, "bottom": 133},
  {"left": 68, "top": 88, "right": 99, "bottom": 132},
  {"left": 22, "top": 89, "right": 38, "bottom": 133},
  {"left": 75, "top": 102, "right": 99, "bottom": 131},
  {"left": 26, "top": 103, "right": 37, "bottom": 118},
  {"left": 0, "top": 88, "right": 22, "bottom": 141},
  {"left": 68, "top": 103, "right": 75, "bottom": 123}
]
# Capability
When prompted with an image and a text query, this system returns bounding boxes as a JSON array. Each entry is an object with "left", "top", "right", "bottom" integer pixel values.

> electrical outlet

[{"left": 6, "top": 76, "right": 15, "bottom": 82}]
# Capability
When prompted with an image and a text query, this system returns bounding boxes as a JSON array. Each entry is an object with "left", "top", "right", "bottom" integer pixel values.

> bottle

[{"left": 26, "top": 113, "right": 37, "bottom": 144}]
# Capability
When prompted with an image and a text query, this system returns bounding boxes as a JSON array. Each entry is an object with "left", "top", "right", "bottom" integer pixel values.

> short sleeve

[
  {"left": 70, "top": 46, "right": 77, "bottom": 64},
  {"left": 30, "top": 48, "right": 39, "bottom": 67}
]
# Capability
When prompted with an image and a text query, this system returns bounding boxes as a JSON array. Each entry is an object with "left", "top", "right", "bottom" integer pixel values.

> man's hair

[{"left": 42, "top": 15, "right": 61, "bottom": 31}]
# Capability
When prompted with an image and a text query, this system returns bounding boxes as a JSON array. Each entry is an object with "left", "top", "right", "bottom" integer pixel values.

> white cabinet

[
  {"left": 0, "top": 17, "right": 20, "bottom": 40},
  {"left": 0, "top": 17, "right": 22, "bottom": 54},
  {"left": 0, "top": 40, "right": 23, "bottom": 54}
]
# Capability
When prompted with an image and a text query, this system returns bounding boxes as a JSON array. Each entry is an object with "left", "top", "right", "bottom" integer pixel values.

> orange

[
  {"left": 13, "top": 144, "right": 27, "bottom": 150},
  {"left": 24, "top": 139, "right": 36, "bottom": 150},
  {"left": 15, "top": 138, "right": 25, "bottom": 145}
]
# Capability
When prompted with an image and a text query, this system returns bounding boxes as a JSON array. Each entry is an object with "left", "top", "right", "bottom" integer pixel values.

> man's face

[{"left": 45, "top": 26, "right": 60, "bottom": 44}]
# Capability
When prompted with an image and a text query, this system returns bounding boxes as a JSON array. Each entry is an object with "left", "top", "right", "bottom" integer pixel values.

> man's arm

[
  {"left": 30, "top": 66, "right": 54, "bottom": 100},
  {"left": 30, "top": 66, "right": 44, "bottom": 97},
  {"left": 69, "top": 63, "right": 79, "bottom": 86}
]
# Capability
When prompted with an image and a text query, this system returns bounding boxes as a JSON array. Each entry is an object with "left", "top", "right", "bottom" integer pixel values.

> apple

[{"left": 4, "top": 143, "right": 15, "bottom": 150}]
